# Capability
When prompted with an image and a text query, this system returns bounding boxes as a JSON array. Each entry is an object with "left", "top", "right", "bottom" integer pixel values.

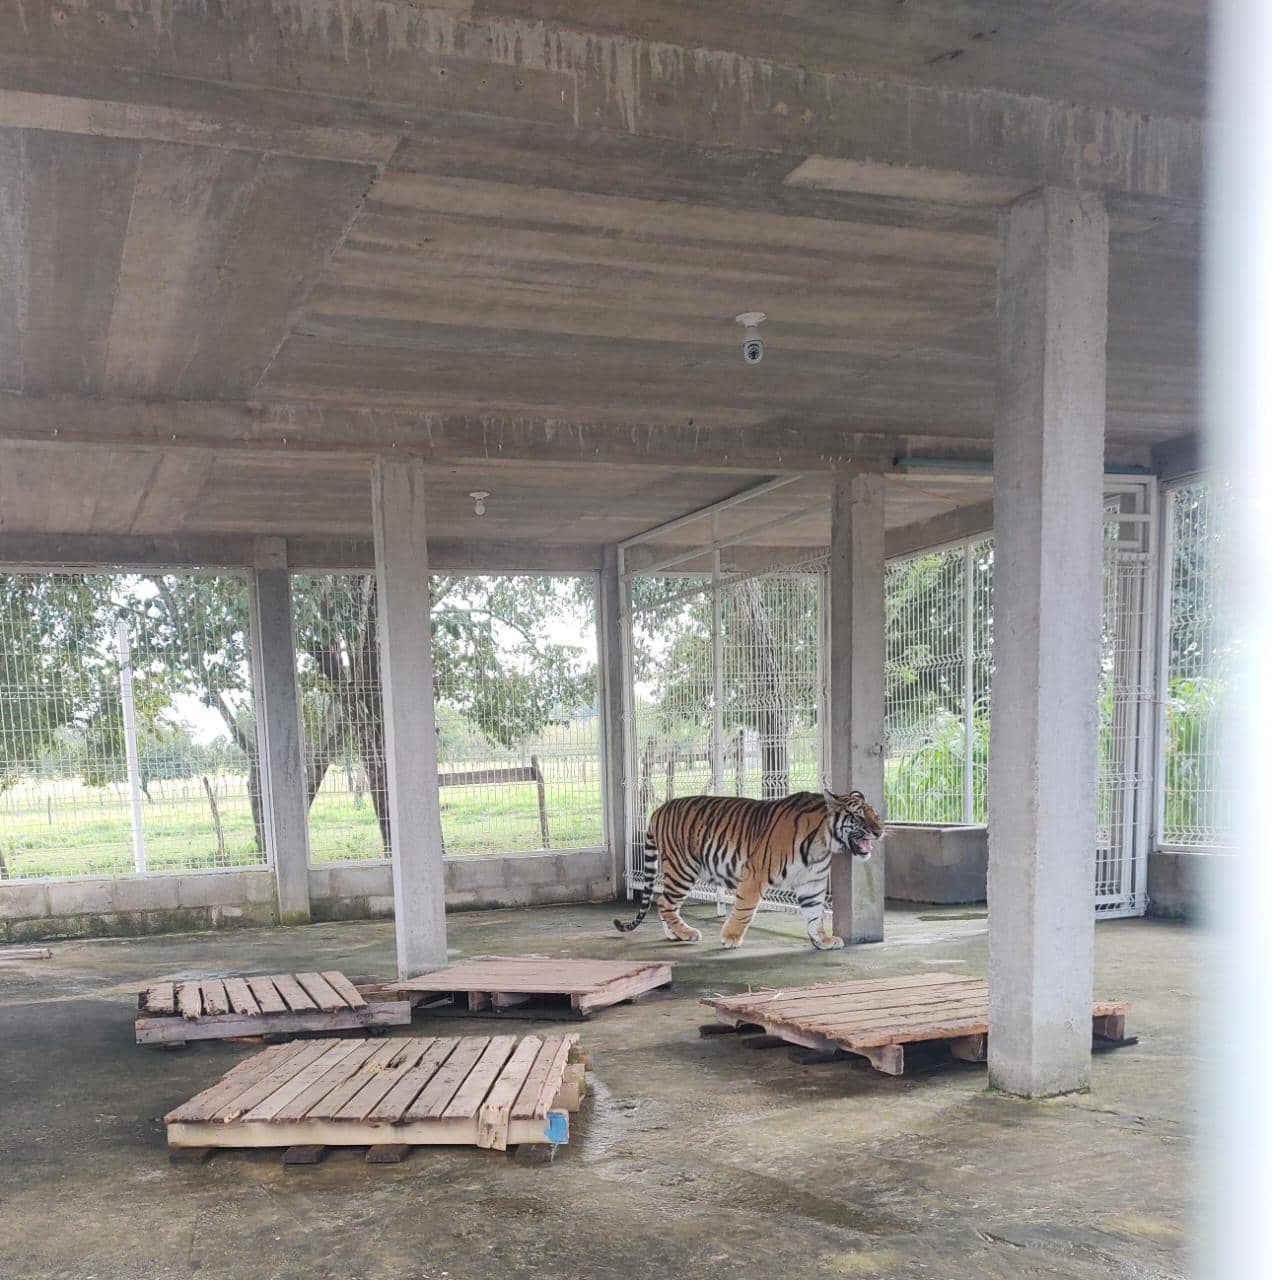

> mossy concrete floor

[{"left": 0, "top": 902, "right": 1201, "bottom": 1280}]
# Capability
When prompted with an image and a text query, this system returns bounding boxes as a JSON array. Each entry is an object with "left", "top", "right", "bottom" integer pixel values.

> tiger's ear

[
  {"left": 822, "top": 789, "right": 841, "bottom": 810},
  {"left": 847, "top": 790, "right": 866, "bottom": 808}
]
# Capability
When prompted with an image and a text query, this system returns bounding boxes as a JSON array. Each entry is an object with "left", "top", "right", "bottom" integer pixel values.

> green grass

[{"left": 0, "top": 765, "right": 605, "bottom": 880}]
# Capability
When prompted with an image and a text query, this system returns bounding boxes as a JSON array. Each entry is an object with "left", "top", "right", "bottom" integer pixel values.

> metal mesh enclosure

[
  {"left": 0, "top": 570, "right": 262, "bottom": 880},
  {"left": 881, "top": 480, "right": 1156, "bottom": 917},
  {"left": 1159, "top": 479, "right": 1233, "bottom": 848},
  {"left": 884, "top": 540, "right": 993, "bottom": 824},
  {"left": 293, "top": 571, "right": 603, "bottom": 863},
  {"left": 624, "top": 555, "right": 827, "bottom": 909}
]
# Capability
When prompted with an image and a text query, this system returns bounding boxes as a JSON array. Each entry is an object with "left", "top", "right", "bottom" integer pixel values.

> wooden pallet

[
  {"left": 136, "top": 971, "right": 411, "bottom": 1046},
  {"left": 701, "top": 972, "right": 1130, "bottom": 1076},
  {"left": 164, "top": 1033, "right": 588, "bottom": 1158},
  {"left": 369, "top": 956, "right": 674, "bottom": 1018}
]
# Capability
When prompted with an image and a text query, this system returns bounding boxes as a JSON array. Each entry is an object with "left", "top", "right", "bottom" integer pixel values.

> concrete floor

[{"left": 0, "top": 903, "right": 1200, "bottom": 1280}]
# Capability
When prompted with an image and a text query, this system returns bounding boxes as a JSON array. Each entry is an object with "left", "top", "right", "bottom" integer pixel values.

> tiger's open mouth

[{"left": 847, "top": 832, "right": 875, "bottom": 859}]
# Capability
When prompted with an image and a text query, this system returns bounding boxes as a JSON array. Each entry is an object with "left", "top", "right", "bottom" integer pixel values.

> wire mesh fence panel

[
  {"left": 884, "top": 547, "right": 969, "bottom": 823},
  {"left": 1095, "top": 487, "right": 1156, "bottom": 915},
  {"left": 1160, "top": 479, "right": 1234, "bottom": 848},
  {"left": 293, "top": 571, "right": 603, "bottom": 862},
  {"left": 0, "top": 569, "right": 261, "bottom": 881},
  {"left": 624, "top": 560, "right": 826, "bottom": 911}
]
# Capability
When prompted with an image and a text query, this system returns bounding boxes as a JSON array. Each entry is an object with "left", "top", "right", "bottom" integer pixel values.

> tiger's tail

[{"left": 613, "top": 830, "right": 660, "bottom": 932}]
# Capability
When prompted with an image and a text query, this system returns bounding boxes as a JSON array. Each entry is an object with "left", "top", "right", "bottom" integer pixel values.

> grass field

[{"left": 0, "top": 764, "right": 605, "bottom": 881}]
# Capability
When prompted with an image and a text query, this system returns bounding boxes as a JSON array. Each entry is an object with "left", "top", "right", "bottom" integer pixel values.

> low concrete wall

[
  {"left": 1147, "top": 849, "right": 1228, "bottom": 922},
  {"left": 308, "top": 849, "right": 615, "bottom": 921},
  {"left": 0, "top": 848, "right": 614, "bottom": 941},
  {"left": 884, "top": 823, "right": 988, "bottom": 905}
]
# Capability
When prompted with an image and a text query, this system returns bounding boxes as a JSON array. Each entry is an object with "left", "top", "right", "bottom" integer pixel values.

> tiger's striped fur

[{"left": 614, "top": 790, "right": 883, "bottom": 951}]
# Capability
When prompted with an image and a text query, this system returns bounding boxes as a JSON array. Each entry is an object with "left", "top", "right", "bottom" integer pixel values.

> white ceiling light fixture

[
  {"left": 469, "top": 490, "right": 490, "bottom": 517},
  {"left": 736, "top": 311, "right": 766, "bottom": 364}
]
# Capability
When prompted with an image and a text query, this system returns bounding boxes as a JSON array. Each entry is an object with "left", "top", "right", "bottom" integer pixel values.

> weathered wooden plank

[
  {"left": 304, "top": 1040, "right": 409, "bottom": 1119},
  {"left": 164, "top": 1043, "right": 299, "bottom": 1123},
  {"left": 176, "top": 982, "right": 203, "bottom": 1021},
  {"left": 513, "top": 1037, "right": 576, "bottom": 1120},
  {"left": 574, "top": 965, "right": 673, "bottom": 1014},
  {"left": 442, "top": 1036, "right": 518, "bottom": 1120},
  {"left": 322, "top": 971, "right": 366, "bottom": 1009},
  {"left": 211, "top": 1039, "right": 339, "bottom": 1122},
  {"left": 404, "top": 1038, "right": 492, "bottom": 1120},
  {"left": 332, "top": 1040, "right": 437, "bottom": 1122},
  {"left": 167, "top": 1113, "right": 560, "bottom": 1150},
  {"left": 364, "top": 1039, "right": 460, "bottom": 1123},
  {"left": 269, "top": 974, "right": 318, "bottom": 1013},
  {"left": 477, "top": 1036, "right": 545, "bottom": 1151},
  {"left": 223, "top": 977, "right": 260, "bottom": 1016},
  {"left": 272, "top": 1040, "right": 388, "bottom": 1122},
  {"left": 294, "top": 972, "right": 348, "bottom": 1012},
  {"left": 135, "top": 1001, "right": 411, "bottom": 1045},
  {"left": 242, "top": 1040, "right": 369, "bottom": 1122},
  {"left": 247, "top": 977, "right": 288, "bottom": 1015},
  {"left": 142, "top": 982, "right": 176, "bottom": 1016},
  {"left": 201, "top": 979, "right": 230, "bottom": 1017}
]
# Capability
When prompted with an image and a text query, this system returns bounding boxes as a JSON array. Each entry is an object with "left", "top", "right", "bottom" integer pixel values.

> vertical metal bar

[
  {"left": 115, "top": 616, "right": 147, "bottom": 874},
  {"left": 617, "top": 541, "right": 636, "bottom": 899},
  {"left": 1153, "top": 485, "right": 1177, "bottom": 852},
  {"left": 1130, "top": 479, "right": 1159, "bottom": 912},
  {"left": 963, "top": 541, "right": 976, "bottom": 825},
  {"left": 710, "top": 515, "right": 725, "bottom": 795}
]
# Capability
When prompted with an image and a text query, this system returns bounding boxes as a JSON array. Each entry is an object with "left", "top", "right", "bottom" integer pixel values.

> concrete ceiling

[{"left": 0, "top": 0, "right": 1205, "bottom": 558}]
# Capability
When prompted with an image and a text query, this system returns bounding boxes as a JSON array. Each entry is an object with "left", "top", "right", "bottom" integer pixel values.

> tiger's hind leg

[
  {"left": 655, "top": 864, "right": 702, "bottom": 943},
  {"left": 799, "top": 885, "right": 843, "bottom": 951}
]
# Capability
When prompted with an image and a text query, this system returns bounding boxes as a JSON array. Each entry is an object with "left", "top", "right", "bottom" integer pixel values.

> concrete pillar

[
  {"left": 248, "top": 538, "right": 311, "bottom": 926},
  {"left": 371, "top": 456, "right": 448, "bottom": 977},
  {"left": 989, "top": 186, "right": 1107, "bottom": 1098},
  {"left": 596, "top": 547, "right": 628, "bottom": 897},
  {"left": 828, "top": 470, "right": 886, "bottom": 944}
]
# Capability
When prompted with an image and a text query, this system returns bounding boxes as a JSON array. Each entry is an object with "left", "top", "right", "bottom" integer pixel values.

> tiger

[{"left": 614, "top": 789, "right": 883, "bottom": 951}]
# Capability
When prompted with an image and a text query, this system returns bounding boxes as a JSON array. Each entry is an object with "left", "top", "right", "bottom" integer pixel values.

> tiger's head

[{"left": 822, "top": 789, "right": 884, "bottom": 859}]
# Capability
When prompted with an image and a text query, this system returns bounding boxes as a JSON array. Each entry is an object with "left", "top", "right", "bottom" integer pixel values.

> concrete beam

[
  {"left": 371, "top": 456, "right": 448, "bottom": 977},
  {"left": 0, "top": 532, "right": 603, "bottom": 573},
  {"left": 988, "top": 187, "right": 1107, "bottom": 1098},
  {"left": 885, "top": 500, "right": 995, "bottom": 560},
  {"left": 248, "top": 538, "right": 311, "bottom": 925},
  {"left": 0, "top": 2, "right": 1202, "bottom": 199},
  {"left": 827, "top": 471, "right": 886, "bottom": 945},
  {"left": 0, "top": 394, "right": 996, "bottom": 471}
]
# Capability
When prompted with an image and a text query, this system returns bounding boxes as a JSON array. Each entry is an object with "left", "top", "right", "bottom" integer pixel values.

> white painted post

[
  {"left": 115, "top": 617, "right": 146, "bottom": 873},
  {"left": 827, "top": 470, "right": 887, "bottom": 944},
  {"left": 988, "top": 186, "right": 1107, "bottom": 1098},
  {"left": 248, "top": 539, "right": 311, "bottom": 925},
  {"left": 962, "top": 542, "right": 976, "bottom": 825},
  {"left": 596, "top": 547, "right": 629, "bottom": 897},
  {"left": 371, "top": 456, "right": 448, "bottom": 978}
]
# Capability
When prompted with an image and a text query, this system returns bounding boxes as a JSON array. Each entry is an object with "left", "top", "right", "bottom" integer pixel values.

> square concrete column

[
  {"left": 596, "top": 547, "right": 629, "bottom": 897},
  {"left": 371, "top": 456, "right": 448, "bottom": 978},
  {"left": 828, "top": 470, "right": 886, "bottom": 944},
  {"left": 248, "top": 538, "right": 311, "bottom": 926},
  {"left": 989, "top": 186, "right": 1107, "bottom": 1098}
]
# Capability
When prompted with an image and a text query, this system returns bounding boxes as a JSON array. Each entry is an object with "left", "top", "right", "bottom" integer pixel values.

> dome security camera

[{"left": 736, "top": 312, "right": 767, "bottom": 365}]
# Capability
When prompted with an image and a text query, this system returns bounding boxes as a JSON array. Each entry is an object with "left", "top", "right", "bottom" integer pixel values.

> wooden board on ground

[
  {"left": 701, "top": 973, "right": 1131, "bottom": 1077},
  {"left": 165, "top": 1034, "right": 589, "bottom": 1156},
  {"left": 135, "top": 970, "right": 409, "bottom": 1046},
  {"left": 365, "top": 956, "right": 673, "bottom": 1018}
]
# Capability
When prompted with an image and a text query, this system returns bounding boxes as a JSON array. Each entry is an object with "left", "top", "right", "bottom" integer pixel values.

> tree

[{"left": 0, "top": 569, "right": 596, "bottom": 858}]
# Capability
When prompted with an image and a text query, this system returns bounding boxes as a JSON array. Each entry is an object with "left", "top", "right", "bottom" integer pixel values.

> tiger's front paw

[
  {"left": 720, "top": 931, "right": 745, "bottom": 950},
  {"left": 812, "top": 934, "right": 845, "bottom": 951}
]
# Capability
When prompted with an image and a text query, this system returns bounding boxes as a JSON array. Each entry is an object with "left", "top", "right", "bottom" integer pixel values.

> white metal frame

[{"left": 1152, "top": 474, "right": 1233, "bottom": 855}]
